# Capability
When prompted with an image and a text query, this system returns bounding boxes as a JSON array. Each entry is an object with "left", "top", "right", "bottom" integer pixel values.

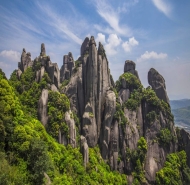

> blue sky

[{"left": 0, "top": 0, "right": 190, "bottom": 100}]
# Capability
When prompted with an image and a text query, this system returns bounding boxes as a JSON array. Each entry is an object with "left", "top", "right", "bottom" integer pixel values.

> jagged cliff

[{"left": 11, "top": 36, "right": 190, "bottom": 184}]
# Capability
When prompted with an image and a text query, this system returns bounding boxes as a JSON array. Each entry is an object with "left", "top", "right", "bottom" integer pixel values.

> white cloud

[
  {"left": 122, "top": 37, "right": 139, "bottom": 52},
  {"left": 0, "top": 50, "right": 20, "bottom": 62},
  {"left": 151, "top": 0, "right": 172, "bottom": 17},
  {"left": 104, "top": 34, "right": 121, "bottom": 55},
  {"left": 96, "top": 33, "right": 106, "bottom": 44},
  {"left": 94, "top": 0, "right": 131, "bottom": 36},
  {"left": 137, "top": 51, "right": 167, "bottom": 62}
]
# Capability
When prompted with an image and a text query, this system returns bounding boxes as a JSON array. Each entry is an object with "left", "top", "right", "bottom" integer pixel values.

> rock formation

[
  {"left": 18, "top": 48, "right": 33, "bottom": 72},
  {"left": 14, "top": 36, "right": 190, "bottom": 185},
  {"left": 60, "top": 52, "right": 75, "bottom": 82},
  {"left": 124, "top": 60, "right": 139, "bottom": 79},
  {"left": 148, "top": 68, "right": 169, "bottom": 104}
]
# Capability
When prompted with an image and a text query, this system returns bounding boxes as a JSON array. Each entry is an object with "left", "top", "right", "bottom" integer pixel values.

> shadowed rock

[
  {"left": 40, "top": 43, "right": 46, "bottom": 56},
  {"left": 18, "top": 48, "right": 33, "bottom": 72},
  {"left": 124, "top": 60, "right": 139, "bottom": 79},
  {"left": 60, "top": 52, "right": 75, "bottom": 82},
  {"left": 81, "top": 37, "right": 89, "bottom": 56},
  {"left": 148, "top": 68, "right": 169, "bottom": 104}
]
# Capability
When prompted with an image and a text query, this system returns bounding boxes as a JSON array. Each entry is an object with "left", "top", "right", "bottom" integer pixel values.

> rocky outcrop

[
  {"left": 64, "top": 36, "right": 113, "bottom": 148},
  {"left": 38, "top": 89, "right": 49, "bottom": 126},
  {"left": 60, "top": 52, "right": 75, "bottom": 83},
  {"left": 46, "top": 61, "right": 60, "bottom": 88},
  {"left": 148, "top": 68, "right": 169, "bottom": 104},
  {"left": 40, "top": 43, "right": 46, "bottom": 56},
  {"left": 18, "top": 48, "right": 33, "bottom": 72},
  {"left": 81, "top": 37, "right": 89, "bottom": 56},
  {"left": 124, "top": 60, "right": 139, "bottom": 79},
  {"left": 34, "top": 44, "right": 60, "bottom": 88}
]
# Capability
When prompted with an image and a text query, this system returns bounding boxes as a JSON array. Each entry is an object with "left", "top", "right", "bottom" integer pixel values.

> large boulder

[
  {"left": 124, "top": 60, "right": 139, "bottom": 79},
  {"left": 148, "top": 68, "right": 169, "bottom": 104}
]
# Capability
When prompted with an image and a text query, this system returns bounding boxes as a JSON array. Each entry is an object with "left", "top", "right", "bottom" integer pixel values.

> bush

[
  {"left": 156, "top": 151, "right": 190, "bottom": 185},
  {"left": 158, "top": 128, "right": 173, "bottom": 145}
]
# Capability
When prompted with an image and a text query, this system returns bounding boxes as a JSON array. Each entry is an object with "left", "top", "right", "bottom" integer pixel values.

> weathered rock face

[
  {"left": 101, "top": 90, "right": 116, "bottom": 160},
  {"left": 65, "top": 110, "right": 77, "bottom": 148},
  {"left": 60, "top": 52, "right": 75, "bottom": 82},
  {"left": 80, "top": 135, "right": 89, "bottom": 168},
  {"left": 64, "top": 36, "right": 113, "bottom": 148},
  {"left": 148, "top": 68, "right": 169, "bottom": 104},
  {"left": 18, "top": 48, "right": 33, "bottom": 72}
]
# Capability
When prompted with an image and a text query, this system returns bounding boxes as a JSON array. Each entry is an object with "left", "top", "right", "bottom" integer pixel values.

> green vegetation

[
  {"left": 156, "top": 151, "right": 190, "bottom": 185},
  {"left": 47, "top": 91, "right": 70, "bottom": 139},
  {"left": 126, "top": 137, "right": 148, "bottom": 185},
  {"left": 1, "top": 68, "right": 129, "bottom": 184},
  {"left": 9, "top": 67, "right": 52, "bottom": 118},
  {"left": 123, "top": 85, "right": 174, "bottom": 123},
  {"left": 89, "top": 112, "right": 94, "bottom": 118},
  {"left": 146, "top": 111, "right": 157, "bottom": 123},
  {"left": 115, "top": 72, "right": 142, "bottom": 92},
  {"left": 73, "top": 60, "right": 81, "bottom": 73},
  {"left": 113, "top": 102, "right": 128, "bottom": 126},
  {"left": 158, "top": 128, "right": 173, "bottom": 145}
]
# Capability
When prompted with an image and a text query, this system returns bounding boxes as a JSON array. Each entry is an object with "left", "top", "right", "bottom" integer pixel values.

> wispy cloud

[
  {"left": 151, "top": 0, "right": 172, "bottom": 18},
  {"left": 0, "top": 50, "right": 20, "bottom": 62},
  {"left": 137, "top": 51, "right": 167, "bottom": 62},
  {"left": 117, "top": 0, "right": 139, "bottom": 13},
  {"left": 122, "top": 37, "right": 139, "bottom": 52},
  {"left": 36, "top": 2, "right": 83, "bottom": 45},
  {"left": 94, "top": 0, "right": 132, "bottom": 36}
]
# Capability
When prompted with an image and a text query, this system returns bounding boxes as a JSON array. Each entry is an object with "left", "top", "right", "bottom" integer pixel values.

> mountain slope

[{"left": 170, "top": 99, "right": 190, "bottom": 110}]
